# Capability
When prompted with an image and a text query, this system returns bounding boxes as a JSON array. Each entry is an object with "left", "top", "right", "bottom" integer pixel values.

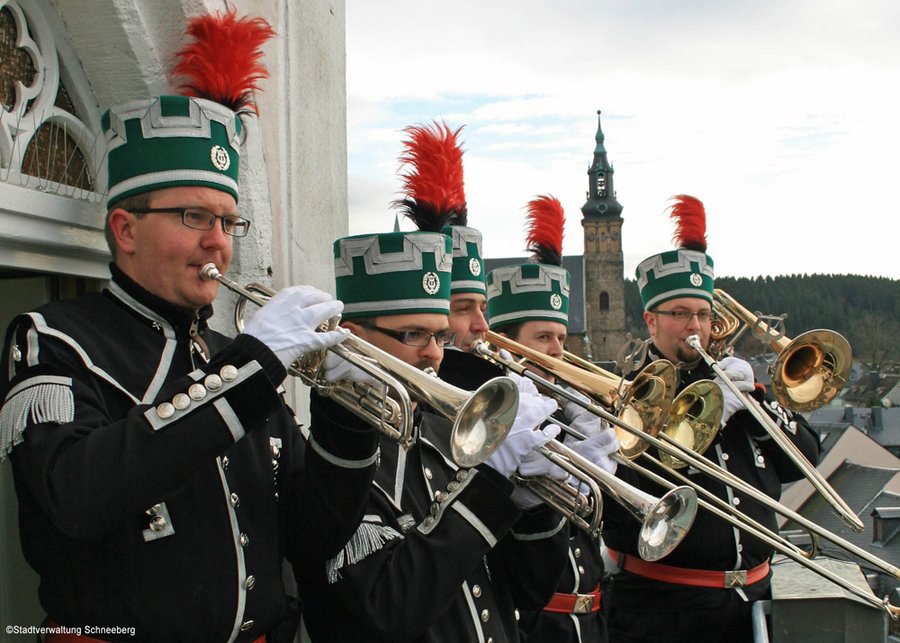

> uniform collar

[{"left": 108, "top": 263, "right": 213, "bottom": 332}]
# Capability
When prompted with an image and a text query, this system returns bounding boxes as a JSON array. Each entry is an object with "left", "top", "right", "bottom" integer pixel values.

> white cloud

[{"left": 346, "top": 0, "right": 900, "bottom": 279}]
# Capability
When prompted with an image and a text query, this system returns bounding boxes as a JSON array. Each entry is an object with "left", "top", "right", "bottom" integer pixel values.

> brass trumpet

[
  {"left": 711, "top": 289, "right": 852, "bottom": 412},
  {"left": 200, "top": 264, "right": 519, "bottom": 466}
]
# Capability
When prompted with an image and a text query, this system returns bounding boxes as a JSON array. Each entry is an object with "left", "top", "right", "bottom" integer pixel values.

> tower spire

[
  {"left": 581, "top": 110, "right": 623, "bottom": 220},
  {"left": 580, "top": 109, "right": 625, "bottom": 363}
]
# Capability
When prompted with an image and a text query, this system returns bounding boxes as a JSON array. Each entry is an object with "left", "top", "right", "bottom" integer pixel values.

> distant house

[
  {"left": 779, "top": 424, "right": 900, "bottom": 611},
  {"left": 805, "top": 406, "right": 900, "bottom": 457},
  {"left": 841, "top": 371, "right": 900, "bottom": 408},
  {"left": 884, "top": 380, "right": 900, "bottom": 408}
]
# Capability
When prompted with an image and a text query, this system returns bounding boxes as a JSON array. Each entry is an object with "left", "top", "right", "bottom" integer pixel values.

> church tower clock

[{"left": 581, "top": 110, "right": 625, "bottom": 363}]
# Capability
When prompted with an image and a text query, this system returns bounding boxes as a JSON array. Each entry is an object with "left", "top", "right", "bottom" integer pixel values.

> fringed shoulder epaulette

[
  {"left": 1, "top": 374, "right": 74, "bottom": 458},
  {"left": 326, "top": 515, "right": 403, "bottom": 583}
]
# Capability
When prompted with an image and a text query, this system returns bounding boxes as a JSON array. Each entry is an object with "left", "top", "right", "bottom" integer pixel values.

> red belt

[
  {"left": 607, "top": 549, "right": 770, "bottom": 589},
  {"left": 543, "top": 584, "right": 602, "bottom": 614},
  {"left": 46, "top": 624, "right": 265, "bottom": 643}
]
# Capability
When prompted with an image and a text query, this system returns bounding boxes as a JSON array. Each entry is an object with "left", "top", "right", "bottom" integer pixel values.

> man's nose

[{"left": 420, "top": 336, "right": 444, "bottom": 361}]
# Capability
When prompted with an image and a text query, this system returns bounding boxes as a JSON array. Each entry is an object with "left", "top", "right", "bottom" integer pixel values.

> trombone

[
  {"left": 476, "top": 335, "right": 900, "bottom": 619},
  {"left": 521, "top": 434, "right": 698, "bottom": 562},
  {"left": 200, "top": 263, "right": 519, "bottom": 467},
  {"left": 488, "top": 331, "right": 723, "bottom": 469},
  {"left": 472, "top": 337, "right": 699, "bottom": 561},
  {"left": 685, "top": 333, "right": 864, "bottom": 532},
  {"left": 710, "top": 289, "right": 852, "bottom": 412},
  {"left": 621, "top": 453, "right": 900, "bottom": 619}
]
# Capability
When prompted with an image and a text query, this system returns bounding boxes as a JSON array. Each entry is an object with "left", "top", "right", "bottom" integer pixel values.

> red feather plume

[
  {"left": 395, "top": 121, "right": 467, "bottom": 231},
  {"left": 172, "top": 9, "right": 275, "bottom": 114},
  {"left": 525, "top": 195, "right": 565, "bottom": 266},
  {"left": 668, "top": 194, "right": 707, "bottom": 252}
]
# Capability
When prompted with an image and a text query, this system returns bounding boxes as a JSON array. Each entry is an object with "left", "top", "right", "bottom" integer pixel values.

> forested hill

[{"left": 623, "top": 274, "right": 900, "bottom": 366}]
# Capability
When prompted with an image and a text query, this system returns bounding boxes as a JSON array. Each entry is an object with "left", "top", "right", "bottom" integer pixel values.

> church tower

[{"left": 581, "top": 110, "right": 625, "bottom": 363}]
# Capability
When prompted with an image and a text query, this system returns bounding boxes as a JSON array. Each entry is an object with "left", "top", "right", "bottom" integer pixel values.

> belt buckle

[
  {"left": 573, "top": 593, "right": 594, "bottom": 614},
  {"left": 724, "top": 570, "right": 747, "bottom": 588}
]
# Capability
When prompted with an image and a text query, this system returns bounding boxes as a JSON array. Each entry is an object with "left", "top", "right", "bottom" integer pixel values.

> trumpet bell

[
  {"left": 773, "top": 329, "right": 852, "bottom": 412},
  {"left": 639, "top": 485, "right": 699, "bottom": 561},
  {"left": 451, "top": 377, "right": 520, "bottom": 467},
  {"left": 659, "top": 380, "right": 723, "bottom": 470}
]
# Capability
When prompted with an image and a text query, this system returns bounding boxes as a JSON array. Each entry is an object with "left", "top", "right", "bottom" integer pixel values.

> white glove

[
  {"left": 506, "top": 369, "right": 541, "bottom": 397},
  {"left": 564, "top": 425, "right": 619, "bottom": 480},
  {"left": 510, "top": 424, "right": 565, "bottom": 510},
  {"left": 483, "top": 387, "right": 558, "bottom": 480},
  {"left": 510, "top": 486, "right": 545, "bottom": 510},
  {"left": 321, "top": 351, "right": 377, "bottom": 386},
  {"left": 714, "top": 356, "right": 755, "bottom": 427},
  {"left": 243, "top": 285, "right": 346, "bottom": 369},
  {"left": 562, "top": 387, "right": 602, "bottom": 440},
  {"left": 517, "top": 425, "right": 567, "bottom": 479}
]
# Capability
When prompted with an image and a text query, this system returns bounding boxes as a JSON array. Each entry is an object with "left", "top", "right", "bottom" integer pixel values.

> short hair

[
  {"left": 491, "top": 322, "right": 523, "bottom": 341},
  {"left": 104, "top": 192, "right": 152, "bottom": 259}
]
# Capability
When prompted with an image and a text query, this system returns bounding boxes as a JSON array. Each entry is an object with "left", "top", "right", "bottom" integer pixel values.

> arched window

[
  {"left": 0, "top": 0, "right": 108, "bottom": 279},
  {"left": 599, "top": 291, "right": 609, "bottom": 311}
]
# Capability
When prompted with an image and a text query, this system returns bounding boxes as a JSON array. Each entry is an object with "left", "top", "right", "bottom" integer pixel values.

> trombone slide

[{"left": 686, "top": 335, "right": 864, "bottom": 533}]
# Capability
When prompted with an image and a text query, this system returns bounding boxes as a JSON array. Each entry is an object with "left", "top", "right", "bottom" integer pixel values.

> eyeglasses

[
  {"left": 653, "top": 309, "right": 713, "bottom": 323},
  {"left": 364, "top": 324, "right": 457, "bottom": 348},
  {"left": 129, "top": 208, "right": 251, "bottom": 237}
]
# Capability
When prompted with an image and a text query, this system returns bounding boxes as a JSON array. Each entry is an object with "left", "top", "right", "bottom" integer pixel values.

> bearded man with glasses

[{"left": 602, "top": 196, "right": 818, "bottom": 643}]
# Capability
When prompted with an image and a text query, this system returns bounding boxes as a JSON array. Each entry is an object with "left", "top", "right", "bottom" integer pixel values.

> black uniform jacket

[
  {"left": 441, "top": 350, "right": 606, "bottom": 642},
  {"left": 602, "top": 346, "right": 820, "bottom": 599},
  {"left": 297, "top": 392, "right": 570, "bottom": 643},
  {"left": 0, "top": 266, "right": 378, "bottom": 642}
]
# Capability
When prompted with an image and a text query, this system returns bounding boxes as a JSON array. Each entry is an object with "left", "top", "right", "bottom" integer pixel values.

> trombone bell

[
  {"left": 659, "top": 380, "right": 723, "bottom": 470},
  {"left": 773, "top": 329, "right": 852, "bottom": 411},
  {"left": 639, "top": 486, "right": 699, "bottom": 561}
]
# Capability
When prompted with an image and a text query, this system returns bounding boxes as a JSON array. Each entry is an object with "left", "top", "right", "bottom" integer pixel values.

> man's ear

[
  {"left": 108, "top": 208, "right": 138, "bottom": 256},
  {"left": 341, "top": 321, "right": 363, "bottom": 338},
  {"left": 643, "top": 310, "right": 657, "bottom": 337}
]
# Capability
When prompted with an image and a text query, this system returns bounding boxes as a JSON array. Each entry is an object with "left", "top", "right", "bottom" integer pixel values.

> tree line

[{"left": 623, "top": 274, "right": 900, "bottom": 369}]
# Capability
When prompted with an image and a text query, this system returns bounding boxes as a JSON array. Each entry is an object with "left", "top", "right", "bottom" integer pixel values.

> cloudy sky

[{"left": 345, "top": 0, "right": 900, "bottom": 280}]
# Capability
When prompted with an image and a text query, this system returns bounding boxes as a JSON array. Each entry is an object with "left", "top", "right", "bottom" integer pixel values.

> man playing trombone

[
  {"left": 294, "top": 228, "right": 573, "bottom": 642},
  {"left": 603, "top": 195, "right": 819, "bottom": 643},
  {"left": 486, "top": 195, "right": 620, "bottom": 643}
]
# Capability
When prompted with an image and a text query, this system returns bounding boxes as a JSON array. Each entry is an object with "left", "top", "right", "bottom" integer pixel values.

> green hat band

[
  {"left": 486, "top": 263, "right": 570, "bottom": 329},
  {"left": 335, "top": 231, "right": 452, "bottom": 319},
  {"left": 444, "top": 225, "right": 485, "bottom": 295},
  {"left": 636, "top": 249, "right": 715, "bottom": 310},
  {"left": 103, "top": 96, "right": 242, "bottom": 207}
]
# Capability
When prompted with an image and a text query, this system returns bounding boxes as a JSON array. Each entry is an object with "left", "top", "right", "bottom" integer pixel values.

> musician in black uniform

[
  {"left": 0, "top": 13, "right": 378, "bottom": 642},
  {"left": 487, "top": 196, "right": 618, "bottom": 643},
  {"left": 296, "top": 228, "right": 572, "bottom": 642},
  {"left": 603, "top": 195, "right": 819, "bottom": 643}
]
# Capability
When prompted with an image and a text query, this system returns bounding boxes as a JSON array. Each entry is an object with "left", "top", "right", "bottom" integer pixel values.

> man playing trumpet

[
  {"left": 294, "top": 226, "right": 573, "bottom": 642},
  {"left": 603, "top": 195, "right": 819, "bottom": 643},
  {"left": 0, "top": 11, "right": 378, "bottom": 641}
]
